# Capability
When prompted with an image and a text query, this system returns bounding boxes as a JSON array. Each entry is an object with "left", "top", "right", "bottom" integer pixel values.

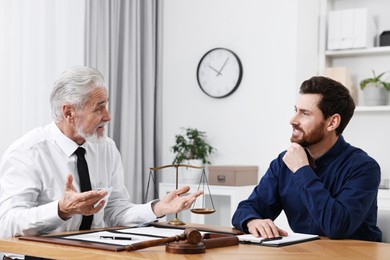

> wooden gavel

[{"left": 125, "top": 227, "right": 202, "bottom": 252}]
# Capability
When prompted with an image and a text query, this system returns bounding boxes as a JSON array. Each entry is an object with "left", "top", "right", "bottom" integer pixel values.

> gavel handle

[{"left": 125, "top": 234, "right": 184, "bottom": 251}]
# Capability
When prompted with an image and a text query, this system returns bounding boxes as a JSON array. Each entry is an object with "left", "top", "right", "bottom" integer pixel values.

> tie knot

[{"left": 74, "top": 147, "right": 86, "bottom": 158}]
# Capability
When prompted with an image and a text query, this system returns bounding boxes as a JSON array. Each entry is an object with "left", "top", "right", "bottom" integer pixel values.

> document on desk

[
  {"left": 20, "top": 226, "right": 205, "bottom": 251},
  {"left": 237, "top": 232, "right": 319, "bottom": 247},
  {"left": 62, "top": 230, "right": 155, "bottom": 246},
  {"left": 61, "top": 226, "right": 207, "bottom": 246}
]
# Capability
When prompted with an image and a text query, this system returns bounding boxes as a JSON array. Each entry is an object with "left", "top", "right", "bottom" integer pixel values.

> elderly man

[{"left": 0, "top": 66, "right": 201, "bottom": 248}]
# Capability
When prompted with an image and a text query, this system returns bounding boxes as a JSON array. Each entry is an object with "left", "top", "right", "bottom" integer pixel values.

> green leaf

[
  {"left": 171, "top": 127, "right": 216, "bottom": 165},
  {"left": 360, "top": 70, "right": 390, "bottom": 90}
]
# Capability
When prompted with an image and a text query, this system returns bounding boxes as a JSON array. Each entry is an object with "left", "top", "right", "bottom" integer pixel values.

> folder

[{"left": 237, "top": 233, "right": 319, "bottom": 247}]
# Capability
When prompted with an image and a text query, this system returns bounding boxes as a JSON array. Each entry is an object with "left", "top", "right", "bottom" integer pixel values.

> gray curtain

[{"left": 84, "top": 0, "right": 161, "bottom": 203}]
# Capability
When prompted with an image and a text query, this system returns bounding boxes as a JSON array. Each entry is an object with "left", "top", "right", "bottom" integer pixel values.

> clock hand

[
  {"left": 218, "top": 57, "right": 230, "bottom": 74},
  {"left": 209, "top": 65, "right": 222, "bottom": 76}
]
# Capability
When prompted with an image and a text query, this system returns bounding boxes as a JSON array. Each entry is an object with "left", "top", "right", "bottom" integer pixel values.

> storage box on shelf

[
  {"left": 208, "top": 165, "right": 258, "bottom": 186},
  {"left": 327, "top": 8, "right": 375, "bottom": 50},
  {"left": 380, "top": 31, "right": 390, "bottom": 47}
]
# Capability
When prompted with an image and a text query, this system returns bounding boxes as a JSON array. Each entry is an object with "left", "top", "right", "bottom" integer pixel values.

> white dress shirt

[{"left": 0, "top": 122, "right": 157, "bottom": 238}]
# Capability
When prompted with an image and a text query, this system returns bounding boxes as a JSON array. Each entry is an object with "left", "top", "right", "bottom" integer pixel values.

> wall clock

[{"left": 197, "top": 48, "right": 243, "bottom": 98}]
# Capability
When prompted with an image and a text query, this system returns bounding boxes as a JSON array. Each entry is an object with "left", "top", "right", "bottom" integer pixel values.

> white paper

[
  {"left": 237, "top": 232, "right": 318, "bottom": 246},
  {"left": 61, "top": 226, "right": 207, "bottom": 246},
  {"left": 62, "top": 230, "right": 157, "bottom": 245}
]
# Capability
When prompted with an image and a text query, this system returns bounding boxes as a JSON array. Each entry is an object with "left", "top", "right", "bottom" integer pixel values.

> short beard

[{"left": 290, "top": 121, "right": 325, "bottom": 148}]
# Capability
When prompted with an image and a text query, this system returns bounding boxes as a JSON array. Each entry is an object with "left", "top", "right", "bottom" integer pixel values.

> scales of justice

[{"left": 145, "top": 164, "right": 216, "bottom": 225}]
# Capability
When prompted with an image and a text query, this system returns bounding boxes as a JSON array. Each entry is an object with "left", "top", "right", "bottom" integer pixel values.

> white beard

[
  {"left": 76, "top": 123, "right": 107, "bottom": 144},
  {"left": 84, "top": 132, "right": 106, "bottom": 144}
]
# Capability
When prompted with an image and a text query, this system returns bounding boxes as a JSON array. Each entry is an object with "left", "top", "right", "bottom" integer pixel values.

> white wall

[
  {"left": 3, "top": 0, "right": 386, "bottom": 186},
  {"left": 0, "top": 0, "right": 85, "bottom": 157},
  {"left": 160, "top": 0, "right": 321, "bottom": 182}
]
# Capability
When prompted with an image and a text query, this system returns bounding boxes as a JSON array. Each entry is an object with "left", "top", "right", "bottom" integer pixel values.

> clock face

[{"left": 197, "top": 48, "right": 243, "bottom": 98}]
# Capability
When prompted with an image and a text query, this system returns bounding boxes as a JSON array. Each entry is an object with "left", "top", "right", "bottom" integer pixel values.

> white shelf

[
  {"left": 325, "top": 46, "right": 390, "bottom": 58},
  {"left": 355, "top": 106, "right": 390, "bottom": 112}
]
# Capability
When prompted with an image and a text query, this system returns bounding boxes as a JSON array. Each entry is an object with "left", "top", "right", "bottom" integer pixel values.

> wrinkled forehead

[{"left": 83, "top": 87, "right": 108, "bottom": 108}]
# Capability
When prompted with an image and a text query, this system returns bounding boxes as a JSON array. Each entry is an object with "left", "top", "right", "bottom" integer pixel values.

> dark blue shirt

[{"left": 232, "top": 136, "right": 382, "bottom": 241}]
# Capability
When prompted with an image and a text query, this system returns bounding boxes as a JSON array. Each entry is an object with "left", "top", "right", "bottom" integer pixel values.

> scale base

[{"left": 168, "top": 218, "right": 186, "bottom": 226}]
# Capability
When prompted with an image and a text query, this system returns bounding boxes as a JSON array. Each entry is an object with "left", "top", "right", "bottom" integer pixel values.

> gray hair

[{"left": 50, "top": 66, "right": 106, "bottom": 122}]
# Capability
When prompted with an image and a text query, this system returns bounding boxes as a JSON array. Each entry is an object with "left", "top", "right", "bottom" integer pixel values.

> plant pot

[
  {"left": 180, "top": 159, "right": 203, "bottom": 184},
  {"left": 363, "top": 83, "right": 388, "bottom": 106}
]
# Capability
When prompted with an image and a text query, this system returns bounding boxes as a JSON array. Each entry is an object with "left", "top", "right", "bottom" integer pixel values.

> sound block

[{"left": 165, "top": 241, "right": 206, "bottom": 254}]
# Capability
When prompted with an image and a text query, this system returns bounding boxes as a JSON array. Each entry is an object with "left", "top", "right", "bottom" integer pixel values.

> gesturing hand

[
  {"left": 58, "top": 174, "right": 108, "bottom": 220},
  {"left": 247, "top": 219, "right": 288, "bottom": 239},
  {"left": 152, "top": 186, "right": 203, "bottom": 218}
]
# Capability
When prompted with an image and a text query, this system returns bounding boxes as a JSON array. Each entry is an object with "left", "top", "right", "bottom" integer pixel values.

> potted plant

[
  {"left": 360, "top": 70, "right": 390, "bottom": 106},
  {"left": 171, "top": 127, "right": 216, "bottom": 183}
]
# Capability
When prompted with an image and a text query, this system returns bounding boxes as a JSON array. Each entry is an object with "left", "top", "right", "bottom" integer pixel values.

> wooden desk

[{"left": 1, "top": 234, "right": 390, "bottom": 259}]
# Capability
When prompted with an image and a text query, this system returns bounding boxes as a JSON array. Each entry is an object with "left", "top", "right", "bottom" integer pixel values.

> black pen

[
  {"left": 261, "top": 236, "right": 282, "bottom": 242},
  {"left": 100, "top": 236, "right": 133, "bottom": 240}
]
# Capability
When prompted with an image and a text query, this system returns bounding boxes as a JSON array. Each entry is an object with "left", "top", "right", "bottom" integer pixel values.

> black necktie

[{"left": 74, "top": 147, "right": 93, "bottom": 230}]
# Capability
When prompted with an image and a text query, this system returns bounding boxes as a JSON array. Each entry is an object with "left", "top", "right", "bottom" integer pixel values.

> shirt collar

[
  {"left": 314, "top": 135, "right": 348, "bottom": 168},
  {"left": 49, "top": 122, "right": 82, "bottom": 158}
]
